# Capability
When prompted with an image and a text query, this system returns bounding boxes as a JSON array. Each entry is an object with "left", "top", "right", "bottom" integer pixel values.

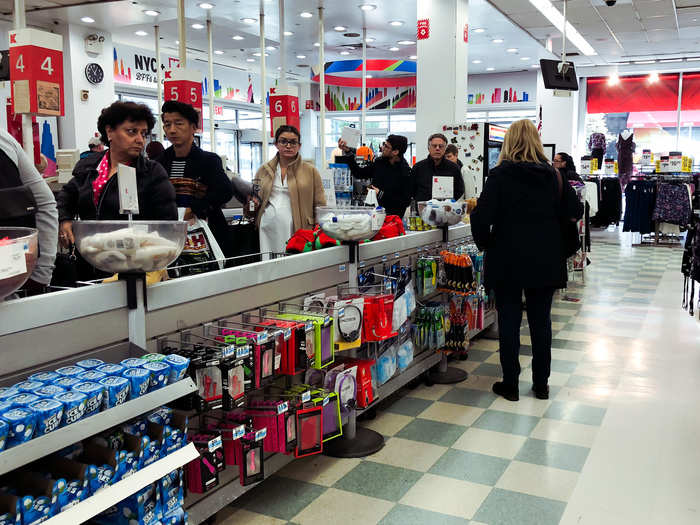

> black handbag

[
  {"left": 555, "top": 169, "right": 581, "bottom": 259},
  {"left": 51, "top": 244, "right": 78, "bottom": 288}
]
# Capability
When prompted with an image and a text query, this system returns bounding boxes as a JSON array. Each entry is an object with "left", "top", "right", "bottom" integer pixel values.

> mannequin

[
  {"left": 616, "top": 129, "right": 635, "bottom": 188},
  {"left": 588, "top": 132, "right": 606, "bottom": 170}
]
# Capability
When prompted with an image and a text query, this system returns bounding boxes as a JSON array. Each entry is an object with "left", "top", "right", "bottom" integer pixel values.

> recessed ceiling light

[
  {"left": 472, "top": 59, "right": 482, "bottom": 64},
  {"left": 191, "top": 23, "right": 204, "bottom": 29},
  {"left": 241, "top": 17, "right": 257, "bottom": 24},
  {"left": 334, "top": 26, "right": 347, "bottom": 31},
  {"left": 648, "top": 71, "right": 659, "bottom": 83},
  {"left": 389, "top": 46, "right": 400, "bottom": 51},
  {"left": 409, "top": 55, "right": 417, "bottom": 59},
  {"left": 232, "top": 35, "right": 244, "bottom": 40},
  {"left": 340, "top": 51, "right": 350, "bottom": 55},
  {"left": 300, "top": 11, "right": 313, "bottom": 18},
  {"left": 175, "top": 40, "right": 179, "bottom": 44},
  {"left": 198, "top": 2, "right": 215, "bottom": 8},
  {"left": 313, "top": 42, "right": 320, "bottom": 47},
  {"left": 365, "top": 37, "right": 375, "bottom": 43},
  {"left": 487, "top": 67, "right": 495, "bottom": 71},
  {"left": 492, "top": 38, "right": 503, "bottom": 43},
  {"left": 135, "top": 30, "right": 148, "bottom": 36},
  {"left": 366, "top": 74, "right": 373, "bottom": 78},
  {"left": 246, "top": 58, "right": 255, "bottom": 62},
  {"left": 608, "top": 73, "right": 620, "bottom": 85},
  {"left": 531, "top": 64, "right": 539, "bottom": 68},
  {"left": 296, "top": 54, "right": 306, "bottom": 59},
  {"left": 360, "top": 4, "right": 376, "bottom": 11},
  {"left": 506, "top": 48, "right": 518, "bottom": 53},
  {"left": 266, "top": 46, "right": 276, "bottom": 51},
  {"left": 284, "top": 31, "right": 294, "bottom": 36},
  {"left": 277, "top": 66, "right": 281, "bottom": 70},
  {"left": 520, "top": 56, "right": 530, "bottom": 60},
  {"left": 389, "top": 20, "right": 403, "bottom": 26},
  {"left": 252, "top": 52, "right": 270, "bottom": 57},
  {"left": 473, "top": 28, "right": 485, "bottom": 33},
  {"left": 81, "top": 16, "right": 95, "bottom": 23},
  {"left": 397, "top": 40, "right": 415, "bottom": 45},
  {"left": 143, "top": 9, "right": 160, "bottom": 16},
  {"left": 214, "top": 50, "right": 224, "bottom": 55}
]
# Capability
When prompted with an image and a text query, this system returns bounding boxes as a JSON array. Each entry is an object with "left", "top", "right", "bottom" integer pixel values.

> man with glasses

[
  {"left": 156, "top": 100, "right": 233, "bottom": 251},
  {"left": 412, "top": 133, "right": 464, "bottom": 202},
  {"left": 337, "top": 134, "right": 412, "bottom": 218}
]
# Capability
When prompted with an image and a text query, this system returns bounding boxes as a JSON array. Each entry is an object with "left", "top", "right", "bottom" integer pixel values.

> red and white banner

[
  {"left": 269, "top": 86, "right": 300, "bottom": 136},
  {"left": 164, "top": 68, "right": 203, "bottom": 129}
]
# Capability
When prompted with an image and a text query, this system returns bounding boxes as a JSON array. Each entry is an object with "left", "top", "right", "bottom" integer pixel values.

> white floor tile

[
  {"left": 419, "top": 401, "right": 484, "bottom": 426},
  {"left": 400, "top": 473, "right": 491, "bottom": 519},
  {"left": 531, "top": 418, "right": 600, "bottom": 448},
  {"left": 217, "top": 509, "right": 287, "bottom": 525},
  {"left": 489, "top": 395, "right": 552, "bottom": 417},
  {"left": 292, "top": 488, "right": 393, "bottom": 525},
  {"left": 359, "top": 412, "right": 413, "bottom": 437},
  {"left": 276, "top": 454, "right": 361, "bottom": 487},
  {"left": 366, "top": 437, "right": 447, "bottom": 472},
  {"left": 452, "top": 427, "right": 527, "bottom": 459},
  {"left": 407, "top": 383, "right": 453, "bottom": 401}
]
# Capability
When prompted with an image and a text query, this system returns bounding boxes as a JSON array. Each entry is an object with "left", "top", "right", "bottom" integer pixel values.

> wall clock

[{"left": 85, "top": 62, "right": 104, "bottom": 85}]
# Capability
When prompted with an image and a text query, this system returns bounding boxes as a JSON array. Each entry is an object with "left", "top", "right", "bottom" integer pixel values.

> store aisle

[{"left": 217, "top": 241, "right": 697, "bottom": 525}]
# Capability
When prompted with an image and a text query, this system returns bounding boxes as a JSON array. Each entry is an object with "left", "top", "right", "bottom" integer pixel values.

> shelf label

[
  {"left": 208, "top": 435, "right": 222, "bottom": 452},
  {"left": 322, "top": 396, "right": 330, "bottom": 406},
  {"left": 337, "top": 307, "right": 345, "bottom": 318},
  {"left": 359, "top": 261, "right": 366, "bottom": 268},
  {"left": 394, "top": 252, "right": 400, "bottom": 259},
  {"left": 221, "top": 345, "right": 235, "bottom": 359},
  {"left": 255, "top": 428, "right": 267, "bottom": 441},
  {"left": 236, "top": 346, "right": 250, "bottom": 359},
  {"left": 277, "top": 401, "right": 289, "bottom": 414},
  {"left": 256, "top": 332, "right": 268, "bottom": 345},
  {"left": 207, "top": 359, "right": 220, "bottom": 367},
  {"left": 232, "top": 425, "right": 245, "bottom": 440},
  {"left": 339, "top": 264, "right": 346, "bottom": 272},
  {"left": 382, "top": 255, "right": 387, "bottom": 262},
  {"left": 301, "top": 390, "right": 311, "bottom": 402},
  {"left": 305, "top": 321, "right": 314, "bottom": 332},
  {"left": 283, "top": 328, "right": 292, "bottom": 340}
]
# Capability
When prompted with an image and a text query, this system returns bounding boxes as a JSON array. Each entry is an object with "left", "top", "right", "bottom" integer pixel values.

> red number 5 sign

[
  {"left": 9, "top": 28, "right": 64, "bottom": 116},
  {"left": 164, "top": 68, "right": 203, "bottom": 129}
]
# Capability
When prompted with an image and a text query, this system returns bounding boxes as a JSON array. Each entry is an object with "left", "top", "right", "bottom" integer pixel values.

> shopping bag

[{"left": 169, "top": 208, "right": 226, "bottom": 277}]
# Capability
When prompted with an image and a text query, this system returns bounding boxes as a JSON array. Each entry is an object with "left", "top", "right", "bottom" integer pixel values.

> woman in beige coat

[{"left": 250, "top": 125, "right": 326, "bottom": 254}]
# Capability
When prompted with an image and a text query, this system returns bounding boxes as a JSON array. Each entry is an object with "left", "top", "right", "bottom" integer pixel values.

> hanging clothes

[
  {"left": 616, "top": 132, "right": 635, "bottom": 188},
  {"left": 590, "top": 177, "right": 622, "bottom": 228},
  {"left": 584, "top": 181, "right": 599, "bottom": 217},
  {"left": 622, "top": 180, "right": 656, "bottom": 234},
  {"left": 652, "top": 183, "right": 692, "bottom": 226}
]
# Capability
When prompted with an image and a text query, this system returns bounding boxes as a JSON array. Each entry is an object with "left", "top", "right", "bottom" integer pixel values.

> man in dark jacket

[
  {"left": 338, "top": 134, "right": 412, "bottom": 218},
  {"left": 412, "top": 133, "right": 465, "bottom": 202},
  {"left": 156, "top": 101, "right": 233, "bottom": 251}
]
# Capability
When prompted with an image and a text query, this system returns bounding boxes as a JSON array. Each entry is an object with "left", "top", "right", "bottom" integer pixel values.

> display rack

[
  {"left": 0, "top": 378, "right": 197, "bottom": 476},
  {"left": 43, "top": 443, "right": 199, "bottom": 525}
]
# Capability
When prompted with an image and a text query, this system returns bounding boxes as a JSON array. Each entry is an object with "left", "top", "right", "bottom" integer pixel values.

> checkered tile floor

[{"left": 215, "top": 240, "right": 684, "bottom": 525}]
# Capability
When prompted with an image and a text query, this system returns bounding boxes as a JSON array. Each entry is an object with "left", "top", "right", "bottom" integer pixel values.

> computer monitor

[{"left": 539, "top": 59, "right": 579, "bottom": 91}]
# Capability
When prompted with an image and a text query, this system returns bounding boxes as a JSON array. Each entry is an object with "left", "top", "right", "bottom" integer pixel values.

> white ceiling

[
  {"left": 10, "top": 0, "right": 555, "bottom": 78},
  {"left": 489, "top": 0, "right": 700, "bottom": 66}
]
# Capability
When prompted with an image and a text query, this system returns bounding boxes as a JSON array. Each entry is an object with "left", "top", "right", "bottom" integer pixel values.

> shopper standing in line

[
  {"left": 248, "top": 125, "right": 326, "bottom": 254},
  {"left": 80, "top": 136, "right": 104, "bottom": 159},
  {"left": 445, "top": 143, "right": 479, "bottom": 200},
  {"left": 56, "top": 102, "right": 177, "bottom": 278},
  {"left": 471, "top": 119, "right": 583, "bottom": 401},
  {"left": 553, "top": 152, "right": 583, "bottom": 183},
  {"left": 156, "top": 101, "right": 233, "bottom": 251},
  {"left": 412, "top": 133, "right": 465, "bottom": 202},
  {"left": 338, "top": 134, "right": 413, "bottom": 217},
  {"left": 0, "top": 128, "right": 58, "bottom": 296}
]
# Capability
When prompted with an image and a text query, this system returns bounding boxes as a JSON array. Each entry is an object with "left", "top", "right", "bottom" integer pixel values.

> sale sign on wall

[
  {"left": 164, "top": 67, "right": 203, "bottom": 129},
  {"left": 269, "top": 86, "right": 300, "bottom": 137},
  {"left": 9, "top": 28, "right": 64, "bottom": 116},
  {"left": 417, "top": 19, "right": 430, "bottom": 40}
]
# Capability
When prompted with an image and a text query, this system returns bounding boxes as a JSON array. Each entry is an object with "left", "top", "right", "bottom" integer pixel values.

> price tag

[
  {"left": 221, "top": 345, "right": 235, "bottom": 359},
  {"left": 0, "top": 242, "right": 27, "bottom": 279},
  {"left": 394, "top": 252, "right": 400, "bottom": 259},
  {"left": 274, "top": 353, "right": 281, "bottom": 369},
  {"left": 255, "top": 428, "right": 267, "bottom": 441},
  {"left": 232, "top": 425, "right": 245, "bottom": 440},
  {"left": 236, "top": 346, "right": 250, "bottom": 359},
  {"left": 256, "top": 332, "right": 268, "bottom": 345},
  {"left": 301, "top": 391, "right": 311, "bottom": 402},
  {"left": 207, "top": 359, "right": 220, "bottom": 367},
  {"left": 359, "top": 261, "right": 366, "bottom": 268},
  {"left": 117, "top": 164, "right": 139, "bottom": 215},
  {"left": 323, "top": 316, "right": 331, "bottom": 326},
  {"left": 339, "top": 264, "right": 346, "bottom": 272},
  {"left": 337, "top": 307, "right": 345, "bottom": 318},
  {"left": 277, "top": 401, "right": 289, "bottom": 414},
  {"left": 283, "top": 328, "right": 292, "bottom": 340},
  {"left": 305, "top": 322, "right": 314, "bottom": 332},
  {"left": 207, "top": 436, "right": 222, "bottom": 452},
  {"left": 382, "top": 255, "right": 387, "bottom": 262},
  {"left": 322, "top": 396, "right": 330, "bottom": 406}
]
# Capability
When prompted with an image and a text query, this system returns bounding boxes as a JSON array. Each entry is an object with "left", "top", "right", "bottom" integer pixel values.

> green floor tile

[
  {"left": 429, "top": 448, "right": 510, "bottom": 486},
  {"left": 515, "top": 437, "right": 590, "bottom": 472},
  {"left": 549, "top": 359, "right": 578, "bottom": 374},
  {"left": 466, "top": 349, "right": 496, "bottom": 363},
  {"left": 440, "top": 387, "right": 498, "bottom": 409},
  {"left": 384, "top": 396, "right": 434, "bottom": 417},
  {"left": 473, "top": 410, "right": 540, "bottom": 437},
  {"left": 544, "top": 400, "right": 607, "bottom": 426},
  {"left": 566, "top": 374, "right": 619, "bottom": 390},
  {"left": 395, "top": 418, "right": 467, "bottom": 447},
  {"left": 237, "top": 475, "right": 326, "bottom": 520},
  {"left": 379, "top": 504, "right": 469, "bottom": 525},
  {"left": 333, "top": 461, "right": 423, "bottom": 502},
  {"left": 474, "top": 488, "right": 566, "bottom": 525},
  {"left": 472, "top": 363, "right": 504, "bottom": 378},
  {"left": 550, "top": 339, "right": 590, "bottom": 351}
]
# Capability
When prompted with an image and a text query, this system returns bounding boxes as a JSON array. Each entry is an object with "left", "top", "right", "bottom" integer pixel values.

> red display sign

[
  {"left": 305, "top": 99, "right": 313, "bottom": 110},
  {"left": 9, "top": 28, "right": 64, "bottom": 116},
  {"left": 464, "top": 24, "right": 469, "bottom": 43},
  {"left": 164, "top": 68, "right": 203, "bottom": 129},
  {"left": 417, "top": 19, "right": 430, "bottom": 40},
  {"left": 269, "top": 87, "right": 300, "bottom": 136}
]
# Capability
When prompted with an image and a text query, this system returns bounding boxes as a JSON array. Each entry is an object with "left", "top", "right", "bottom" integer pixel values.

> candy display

[
  {"left": 72, "top": 381, "right": 105, "bottom": 416},
  {"left": 28, "top": 399, "right": 63, "bottom": 436},
  {"left": 76, "top": 359, "right": 105, "bottom": 370},
  {"left": 72, "top": 221, "right": 187, "bottom": 273},
  {"left": 123, "top": 368, "right": 151, "bottom": 399},
  {"left": 1, "top": 407, "right": 35, "bottom": 447},
  {"left": 142, "top": 361, "right": 171, "bottom": 391},
  {"left": 100, "top": 376, "right": 131, "bottom": 409},
  {"left": 318, "top": 206, "right": 386, "bottom": 241},
  {"left": 417, "top": 199, "right": 467, "bottom": 227}
]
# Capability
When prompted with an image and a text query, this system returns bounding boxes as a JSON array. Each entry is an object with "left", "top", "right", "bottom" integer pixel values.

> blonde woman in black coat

[{"left": 471, "top": 120, "right": 583, "bottom": 402}]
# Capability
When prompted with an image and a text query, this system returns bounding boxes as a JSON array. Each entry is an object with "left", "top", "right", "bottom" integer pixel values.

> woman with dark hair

[
  {"left": 248, "top": 125, "right": 326, "bottom": 254},
  {"left": 145, "top": 140, "right": 165, "bottom": 160},
  {"left": 553, "top": 152, "right": 582, "bottom": 182},
  {"left": 56, "top": 101, "right": 177, "bottom": 254}
]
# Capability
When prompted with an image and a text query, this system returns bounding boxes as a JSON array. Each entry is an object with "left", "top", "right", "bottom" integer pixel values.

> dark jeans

[
  {"left": 591, "top": 147, "right": 604, "bottom": 170},
  {"left": 494, "top": 287, "right": 555, "bottom": 388}
]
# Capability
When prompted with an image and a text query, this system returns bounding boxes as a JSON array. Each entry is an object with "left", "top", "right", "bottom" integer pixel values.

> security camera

[{"left": 605, "top": 0, "right": 616, "bottom": 5}]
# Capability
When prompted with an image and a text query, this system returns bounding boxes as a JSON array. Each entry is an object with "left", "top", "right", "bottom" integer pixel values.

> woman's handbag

[
  {"left": 555, "top": 169, "right": 581, "bottom": 259},
  {"left": 51, "top": 244, "right": 78, "bottom": 288}
]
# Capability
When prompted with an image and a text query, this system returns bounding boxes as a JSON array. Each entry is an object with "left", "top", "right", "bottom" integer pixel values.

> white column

[
  {"left": 155, "top": 25, "right": 163, "bottom": 142},
  {"left": 536, "top": 70, "right": 579, "bottom": 156},
  {"left": 279, "top": 0, "right": 287, "bottom": 92},
  {"left": 13, "top": 0, "right": 33, "bottom": 161},
  {"left": 177, "top": 0, "right": 186, "bottom": 66},
  {"left": 259, "top": 2, "right": 268, "bottom": 163},
  {"left": 416, "top": 0, "right": 469, "bottom": 150},
  {"left": 361, "top": 26, "right": 367, "bottom": 144},
  {"left": 207, "top": 18, "right": 216, "bottom": 153},
  {"left": 318, "top": 3, "right": 326, "bottom": 169}
]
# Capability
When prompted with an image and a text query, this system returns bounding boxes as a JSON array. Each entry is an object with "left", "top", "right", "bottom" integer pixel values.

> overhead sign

[
  {"left": 164, "top": 67, "right": 203, "bottom": 129},
  {"left": 269, "top": 86, "right": 300, "bottom": 136},
  {"left": 9, "top": 28, "right": 64, "bottom": 116}
]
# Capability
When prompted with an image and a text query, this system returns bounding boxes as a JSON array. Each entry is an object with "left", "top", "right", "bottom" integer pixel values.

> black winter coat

[
  {"left": 56, "top": 151, "right": 177, "bottom": 222},
  {"left": 470, "top": 161, "right": 583, "bottom": 290},
  {"left": 346, "top": 155, "right": 413, "bottom": 217},
  {"left": 412, "top": 157, "right": 465, "bottom": 202}
]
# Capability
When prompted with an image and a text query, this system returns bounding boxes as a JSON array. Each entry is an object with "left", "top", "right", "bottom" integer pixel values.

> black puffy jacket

[
  {"left": 470, "top": 161, "right": 583, "bottom": 290},
  {"left": 346, "top": 155, "right": 413, "bottom": 217},
  {"left": 57, "top": 151, "right": 177, "bottom": 222}
]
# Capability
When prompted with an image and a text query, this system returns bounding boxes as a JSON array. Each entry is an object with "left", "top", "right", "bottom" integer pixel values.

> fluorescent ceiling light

[
  {"left": 284, "top": 31, "right": 294, "bottom": 36},
  {"left": 241, "top": 17, "right": 257, "bottom": 23},
  {"left": 340, "top": 51, "right": 350, "bottom": 55},
  {"left": 359, "top": 4, "right": 376, "bottom": 11},
  {"left": 520, "top": 56, "right": 530, "bottom": 60},
  {"left": 191, "top": 23, "right": 204, "bottom": 29},
  {"left": 686, "top": 57, "right": 700, "bottom": 61},
  {"left": 506, "top": 48, "right": 518, "bottom": 53},
  {"left": 300, "top": 11, "right": 313, "bottom": 18},
  {"left": 409, "top": 55, "right": 417, "bottom": 59},
  {"left": 143, "top": 9, "right": 160, "bottom": 16},
  {"left": 198, "top": 2, "right": 215, "bottom": 8},
  {"left": 389, "top": 20, "right": 403, "bottom": 26},
  {"left": 252, "top": 52, "right": 269, "bottom": 57},
  {"left": 334, "top": 26, "right": 347, "bottom": 31},
  {"left": 313, "top": 42, "right": 320, "bottom": 47},
  {"left": 659, "top": 58, "right": 682, "bottom": 63},
  {"left": 634, "top": 60, "right": 656, "bottom": 64},
  {"left": 365, "top": 37, "right": 375, "bottom": 43},
  {"left": 531, "top": 64, "right": 539, "bottom": 67},
  {"left": 232, "top": 35, "right": 244, "bottom": 40},
  {"left": 389, "top": 46, "right": 400, "bottom": 51},
  {"left": 214, "top": 50, "right": 224, "bottom": 55},
  {"left": 266, "top": 46, "right": 276, "bottom": 51},
  {"left": 472, "top": 59, "right": 482, "bottom": 64},
  {"left": 528, "top": 0, "right": 597, "bottom": 56},
  {"left": 135, "top": 30, "right": 148, "bottom": 36},
  {"left": 398, "top": 40, "right": 414, "bottom": 45},
  {"left": 473, "top": 28, "right": 485, "bottom": 33},
  {"left": 246, "top": 58, "right": 255, "bottom": 62},
  {"left": 296, "top": 54, "right": 306, "bottom": 59},
  {"left": 492, "top": 38, "right": 503, "bottom": 43},
  {"left": 487, "top": 67, "right": 495, "bottom": 71},
  {"left": 80, "top": 16, "right": 94, "bottom": 23}
]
